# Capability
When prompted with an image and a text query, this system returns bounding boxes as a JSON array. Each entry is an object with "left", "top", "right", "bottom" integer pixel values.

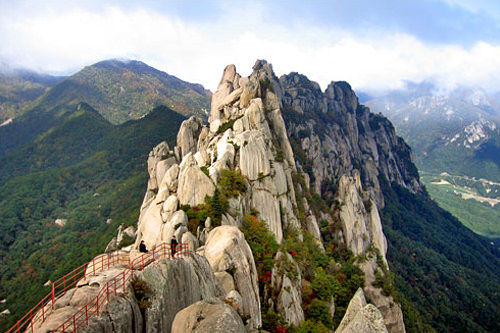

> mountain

[
  {"left": 279, "top": 73, "right": 500, "bottom": 331},
  {"left": 47, "top": 59, "right": 211, "bottom": 124},
  {"left": 0, "top": 59, "right": 211, "bottom": 157},
  {"left": 364, "top": 82, "right": 500, "bottom": 238},
  {"left": 6, "top": 61, "right": 500, "bottom": 333},
  {"left": 364, "top": 82, "right": 500, "bottom": 179},
  {"left": 0, "top": 68, "right": 62, "bottom": 123},
  {"left": 0, "top": 104, "right": 186, "bottom": 331},
  {"left": 3, "top": 62, "right": 500, "bottom": 333}
]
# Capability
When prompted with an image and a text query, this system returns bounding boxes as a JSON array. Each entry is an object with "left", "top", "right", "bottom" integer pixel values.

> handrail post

[
  {"left": 52, "top": 282, "right": 55, "bottom": 309},
  {"left": 29, "top": 309, "right": 33, "bottom": 333},
  {"left": 41, "top": 298, "right": 45, "bottom": 322}
]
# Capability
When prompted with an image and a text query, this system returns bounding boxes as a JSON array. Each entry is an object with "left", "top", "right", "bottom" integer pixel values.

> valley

[
  {"left": 364, "top": 82, "right": 500, "bottom": 242},
  {"left": 421, "top": 172, "right": 500, "bottom": 238}
]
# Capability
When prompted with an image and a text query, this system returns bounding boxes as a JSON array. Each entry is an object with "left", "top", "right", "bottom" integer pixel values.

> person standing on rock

[
  {"left": 170, "top": 235, "right": 178, "bottom": 258},
  {"left": 139, "top": 240, "right": 148, "bottom": 253}
]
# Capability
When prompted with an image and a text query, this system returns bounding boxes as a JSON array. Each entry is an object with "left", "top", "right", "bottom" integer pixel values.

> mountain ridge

[
  {"left": 0, "top": 68, "right": 63, "bottom": 123},
  {"left": 0, "top": 59, "right": 211, "bottom": 157},
  {"left": 364, "top": 81, "right": 500, "bottom": 238},
  {"left": 364, "top": 82, "right": 500, "bottom": 179},
  {"left": 2, "top": 61, "right": 500, "bottom": 333},
  {"left": 0, "top": 104, "right": 186, "bottom": 331}
]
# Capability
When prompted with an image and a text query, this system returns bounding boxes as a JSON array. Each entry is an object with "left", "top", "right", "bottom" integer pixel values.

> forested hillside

[
  {"left": 0, "top": 59, "right": 211, "bottom": 157},
  {"left": 0, "top": 69, "right": 62, "bottom": 123},
  {"left": 0, "top": 105, "right": 185, "bottom": 331},
  {"left": 381, "top": 179, "right": 500, "bottom": 332}
]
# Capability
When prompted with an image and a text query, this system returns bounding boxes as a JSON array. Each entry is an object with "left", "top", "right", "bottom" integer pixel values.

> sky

[{"left": 0, "top": 0, "right": 500, "bottom": 94}]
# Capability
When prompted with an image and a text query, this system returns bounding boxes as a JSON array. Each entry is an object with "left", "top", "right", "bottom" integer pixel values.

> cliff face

[
  {"left": 280, "top": 72, "right": 422, "bottom": 208},
  {"left": 130, "top": 60, "right": 412, "bottom": 331},
  {"left": 44, "top": 60, "right": 420, "bottom": 332}
]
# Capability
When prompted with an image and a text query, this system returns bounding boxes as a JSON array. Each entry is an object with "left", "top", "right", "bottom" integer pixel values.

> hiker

[
  {"left": 170, "top": 235, "right": 178, "bottom": 258},
  {"left": 139, "top": 240, "right": 148, "bottom": 253}
]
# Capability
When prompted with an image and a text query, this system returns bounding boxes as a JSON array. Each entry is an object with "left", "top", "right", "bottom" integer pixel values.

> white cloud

[{"left": 1, "top": 1, "right": 500, "bottom": 94}]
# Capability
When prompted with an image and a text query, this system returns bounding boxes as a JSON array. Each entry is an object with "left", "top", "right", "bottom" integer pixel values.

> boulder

[
  {"left": 54, "top": 219, "right": 67, "bottom": 228},
  {"left": 105, "top": 237, "right": 118, "bottom": 253},
  {"left": 239, "top": 77, "right": 260, "bottom": 109},
  {"left": 210, "top": 64, "right": 241, "bottom": 116},
  {"left": 83, "top": 291, "right": 143, "bottom": 333},
  {"left": 181, "top": 231, "right": 199, "bottom": 251},
  {"left": 177, "top": 117, "right": 203, "bottom": 160},
  {"left": 169, "top": 210, "right": 188, "bottom": 228},
  {"left": 204, "top": 226, "right": 261, "bottom": 329},
  {"left": 160, "top": 164, "right": 180, "bottom": 193},
  {"left": 135, "top": 195, "right": 164, "bottom": 248},
  {"left": 215, "top": 271, "right": 236, "bottom": 295},
  {"left": 161, "top": 195, "right": 179, "bottom": 222},
  {"left": 155, "top": 157, "right": 176, "bottom": 188},
  {"left": 336, "top": 288, "right": 388, "bottom": 333},
  {"left": 171, "top": 299, "right": 245, "bottom": 333},
  {"left": 271, "top": 251, "right": 304, "bottom": 325},
  {"left": 146, "top": 142, "right": 171, "bottom": 192},
  {"left": 177, "top": 153, "right": 215, "bottom": 206},
  {"left": 142, "top": 255, "right": 220, "bottom": 332}
]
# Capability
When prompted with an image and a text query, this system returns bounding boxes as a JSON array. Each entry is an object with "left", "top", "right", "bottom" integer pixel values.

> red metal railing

[
  {"left": 5, "top": 243, "right": 189, "bottom": 333},
  {"left": 54, "top": 242, "right": 189, "bottom": 332}
]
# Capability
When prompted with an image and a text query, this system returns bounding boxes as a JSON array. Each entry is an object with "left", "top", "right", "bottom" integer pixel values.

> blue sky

[{"left": 1, "top": 0, "right": 499, "bottom": 93}]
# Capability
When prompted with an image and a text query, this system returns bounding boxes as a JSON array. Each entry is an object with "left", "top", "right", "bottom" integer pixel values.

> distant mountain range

[
  {"left": 0, "top": 59, "right": 211, "bottom": 156},
  {"left": 53, "top": 59, "right": 211, "bottom": 124},
  {"left": 364, "top": 82, "right": 500, "bottom": 238},
  {"left": 363, "top": 82, "right": 500, "bottom": 180},
  {"left": 0, "top": 68, "right": 63, "bottom": 123}
]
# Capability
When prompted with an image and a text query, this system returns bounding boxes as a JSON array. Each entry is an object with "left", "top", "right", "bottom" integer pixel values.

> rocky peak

[
  {"left": 130, "top": 61, "right": 321, "bottom": 330},
  {"left": 462, "top": 118, "right": 497, "bottom": 149},
  {"left": 197, "top": 60, "right": 301, "bottom": 244},
  {"left": 69, "top": 60, "right": 418, "bottom": 333},
  {"left": 325, "top": 81, "right": 360, "bottom": 114},
  {"left": 281, "top": 71, "right": 423, "bottom": 207}
]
